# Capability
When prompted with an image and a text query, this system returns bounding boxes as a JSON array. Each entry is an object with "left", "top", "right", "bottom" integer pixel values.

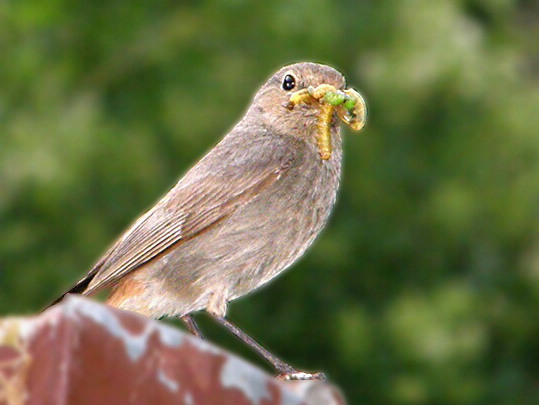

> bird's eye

[{"left": 282, "top": 74, "right": 296, "bottom": 91}]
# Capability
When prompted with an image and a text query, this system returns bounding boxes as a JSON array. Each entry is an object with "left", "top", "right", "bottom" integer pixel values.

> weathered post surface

[{"left": 0, "top": 296, "right": 346, "bottom": 405}]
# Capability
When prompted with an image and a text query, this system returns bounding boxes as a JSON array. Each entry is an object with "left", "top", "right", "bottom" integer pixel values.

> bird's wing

[{"left": 82, "top": 132, "right": 302, "bottom": 295}]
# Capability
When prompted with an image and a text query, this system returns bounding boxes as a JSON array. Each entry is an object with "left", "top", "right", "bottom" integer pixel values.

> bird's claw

[{"left": 277, "top": 371, "right": 327, "bottom": 381}]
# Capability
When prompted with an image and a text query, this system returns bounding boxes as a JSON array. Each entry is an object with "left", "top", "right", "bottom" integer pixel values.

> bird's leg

[
  {"left": 211, "top": 315, "right": 326, "bottom": 381},
  {"left": 180, "top": 314, "right": 205, "bottom": 339}
]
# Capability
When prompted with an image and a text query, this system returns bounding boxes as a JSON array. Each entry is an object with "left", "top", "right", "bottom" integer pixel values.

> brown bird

[{"left": 49, "top": 62, "right": 367, "bottom": 380}]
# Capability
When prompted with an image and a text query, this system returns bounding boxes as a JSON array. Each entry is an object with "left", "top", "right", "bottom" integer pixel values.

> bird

[{"left": 48, "top": 62, "right": 367, "bottom": 380}]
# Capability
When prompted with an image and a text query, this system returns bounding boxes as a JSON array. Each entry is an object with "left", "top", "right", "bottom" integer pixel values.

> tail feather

[{"left": 43, "top": 273, "right": 97, "bottom": 311}]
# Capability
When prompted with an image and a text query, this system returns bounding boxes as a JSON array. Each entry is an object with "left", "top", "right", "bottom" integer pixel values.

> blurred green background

[{"left": 2, "top": 0, "right": 539, "bottom": 403}]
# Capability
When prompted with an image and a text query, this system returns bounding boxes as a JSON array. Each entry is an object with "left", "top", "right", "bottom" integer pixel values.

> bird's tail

[{"left": 43, "top": 273, "right": 96, "bottom": 311}]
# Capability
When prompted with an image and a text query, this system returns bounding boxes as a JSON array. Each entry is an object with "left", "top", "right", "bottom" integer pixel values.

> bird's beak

[{"left": 287, "top": 84, "right": 367, "bottom": 160}]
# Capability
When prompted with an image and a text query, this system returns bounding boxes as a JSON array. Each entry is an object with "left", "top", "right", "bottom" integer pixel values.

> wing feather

[{"left": 82, "top": 132, "right": 301, "bottom": 295}]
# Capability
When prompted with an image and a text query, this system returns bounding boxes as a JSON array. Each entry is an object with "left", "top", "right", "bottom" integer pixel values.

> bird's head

[{"left": 246, "top": 62, "right": 366, "bottom": 160}]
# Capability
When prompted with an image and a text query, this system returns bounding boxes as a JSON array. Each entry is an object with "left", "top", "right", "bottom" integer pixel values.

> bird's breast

[{"left": 223, "top": 133, "right": 343, "bottom": 295}]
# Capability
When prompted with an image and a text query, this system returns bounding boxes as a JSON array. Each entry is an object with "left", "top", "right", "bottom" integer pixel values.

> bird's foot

[
  {"left": 275, "top": 363, "right": 326, "bottom": 381},
  {"left": 277, "top": 371, "right": 327, "bottom": 381}
]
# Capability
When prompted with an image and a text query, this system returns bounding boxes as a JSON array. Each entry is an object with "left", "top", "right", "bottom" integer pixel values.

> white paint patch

[
  {"left": 156, "top": 326, "right": 185, "bottom": 348},
  {"left": 157, "top": 369, "right": 179, "bottom": 392},
  {"left": 279, "top": 389, "right": 305, "bottom": 405},
  {"left": 220, "top": 355, "right": 271, "bottom": 405},
  {"left": 19, "top": 306, "right": 63, "bottom": 342},
  {"left": 183, "top": 333, "right": 223, "bottom": 355},
  {"left": 184, "top": 392, "right": 194, "bottom": 405},
  {"left": 63, "top": 296, "right": 184, "bottom": 362}
]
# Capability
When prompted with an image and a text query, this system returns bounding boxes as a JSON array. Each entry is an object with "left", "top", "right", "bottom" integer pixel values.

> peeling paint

[
  {"left": 280, "top": 389, "right": 306, "bottom": 405},
  {"left": 157, "top": 369, "right": 179, "bottom": 392},
  {"left": 184, "top": 335, "right": 223, "bottom": 356},
  {"left": 155, "top": 326, "right": 185, "bottom": 349},
  {"left": 64, "top": 296, "right": 184, "bottom": 361},
  {"left": 7, "top": 297, "right": 331, "bottom": 404},
  {"left": 184, "top": 392, "right": 194, "bottom": 405},
  {"left": 0, "top": 319, "right": 32, "bottom": 405},
  {"left": 0, "top": 319, "right": 23, "bottom": 347},
  {"left": 19, "top": 310, "right": 62, "bottom": 342},
  {"left": 220, "top": 355, "right": 272, "bottom": 405}
]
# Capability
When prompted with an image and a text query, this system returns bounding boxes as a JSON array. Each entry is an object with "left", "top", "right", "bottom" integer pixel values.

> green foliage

[{"left": 1, "top": 0, "right": 538, "bottom": 403}]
